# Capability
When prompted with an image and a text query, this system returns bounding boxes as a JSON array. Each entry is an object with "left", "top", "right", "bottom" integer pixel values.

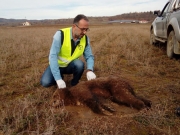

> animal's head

[{"left": 50, "top": 88, "right": 66, "bottom": 109}]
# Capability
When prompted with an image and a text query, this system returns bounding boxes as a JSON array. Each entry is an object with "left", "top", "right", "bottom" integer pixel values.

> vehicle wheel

[
  {"left": 150, "top": 28, "right": 157, "bottom": 45},
  {"left": 167, "top": 31, "right": 175, "bottom": 58}
]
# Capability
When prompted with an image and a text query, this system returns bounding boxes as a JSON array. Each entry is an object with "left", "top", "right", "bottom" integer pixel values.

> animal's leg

[
  {"left": 136, "top": 96, "right": 152, "bottom": 108},
  {"left": 98, "top": 98, "right": 116, "bottom": 113},
  {"left": 112, "top": 91, "right": 146, "bottom": 110},
  {"left": 84, "top": 98, "right": 103, "bottom": 114}
]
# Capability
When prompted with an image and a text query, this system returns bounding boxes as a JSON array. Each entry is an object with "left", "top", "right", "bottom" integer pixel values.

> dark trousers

[{"left": 40, "top": 59, "right": 84, "bottom": 87}]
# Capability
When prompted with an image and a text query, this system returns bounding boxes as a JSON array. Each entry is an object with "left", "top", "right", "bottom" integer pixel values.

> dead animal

[{"left": 50, "top": 76, "right": 151, "bottom": 115}]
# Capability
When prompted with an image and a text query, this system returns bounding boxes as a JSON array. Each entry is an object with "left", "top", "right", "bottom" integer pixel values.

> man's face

[{"left": 73, "top": 19, "right": 89, "bottom": 39}]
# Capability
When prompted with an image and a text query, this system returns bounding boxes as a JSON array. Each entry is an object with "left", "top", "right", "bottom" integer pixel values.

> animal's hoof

[
  {"left": 145, "top": 100, "right": 152, "bottom": 108},
  {"left": 107, "top": 106, "right": 116, "bottom": 112},
  {"left": 76, "top": 101, "right": 83, "bottom": 106},
  {"left": 101, "top": 103, "right": 116, "bottom": 113},
  {"left": 101, "top": 108, "right": 113, "bottom": 116},
  {"left": 175, "top": 107, "right": 180, "bottom": 117}
]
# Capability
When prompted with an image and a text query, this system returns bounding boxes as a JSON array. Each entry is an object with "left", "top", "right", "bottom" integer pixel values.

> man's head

[
  {"left": 72, "top": 14, "right": 89, "bottom": 39},
  {"left": 73, "top": 14, "right": 89, "bottom": 24}
]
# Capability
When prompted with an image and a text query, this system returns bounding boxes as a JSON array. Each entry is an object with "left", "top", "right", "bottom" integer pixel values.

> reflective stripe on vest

[{"left": 58, "top": 27, "right": 86, "bottom": 67}]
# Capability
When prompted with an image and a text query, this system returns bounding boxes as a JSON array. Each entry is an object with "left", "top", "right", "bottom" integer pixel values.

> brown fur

[{"left": 50, "top": 76, "right": 151, "bottom": 115}]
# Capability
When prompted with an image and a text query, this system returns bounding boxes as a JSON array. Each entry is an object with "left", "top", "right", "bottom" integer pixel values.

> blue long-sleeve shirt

[{"left": 49, "top": 27, "right": 94, "bottom": 81}]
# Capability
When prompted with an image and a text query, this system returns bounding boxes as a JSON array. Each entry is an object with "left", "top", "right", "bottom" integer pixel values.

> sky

[{"left": 0, "top": 0, "right": 167, "bottom": 20}]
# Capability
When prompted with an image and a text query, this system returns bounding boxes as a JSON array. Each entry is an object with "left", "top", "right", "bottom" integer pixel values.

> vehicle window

[
  {"left": 174, "top": 0, "right": 180, "bottom": 9},
  {"left": 162, "top": 2, "right": 170, "bottom": 16}
]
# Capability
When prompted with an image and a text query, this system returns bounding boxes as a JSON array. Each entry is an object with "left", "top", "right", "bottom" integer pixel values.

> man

[{"left": 40, "top": 14, "right": 96, "bottom": 89}]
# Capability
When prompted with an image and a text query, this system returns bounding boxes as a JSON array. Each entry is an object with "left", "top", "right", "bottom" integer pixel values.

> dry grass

[{"left": 0, "top": 23, "right": 180, "bottom": 135}]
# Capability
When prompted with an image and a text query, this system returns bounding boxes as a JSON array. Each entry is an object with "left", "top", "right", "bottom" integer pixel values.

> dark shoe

[{"left": 175, "top": 107, "right": 180, "bottom": 117}]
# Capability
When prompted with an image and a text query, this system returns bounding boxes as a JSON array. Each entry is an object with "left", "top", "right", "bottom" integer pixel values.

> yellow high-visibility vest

[{"left": 58, "top": 27, "right": 87, "bottom": 67}]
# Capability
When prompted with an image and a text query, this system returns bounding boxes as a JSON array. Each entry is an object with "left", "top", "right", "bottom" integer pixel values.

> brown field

[{"left": 0, "top": 23, "right": 180, "bottom": 135}]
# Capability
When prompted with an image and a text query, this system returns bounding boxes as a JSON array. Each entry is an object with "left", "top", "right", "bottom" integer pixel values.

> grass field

[{"left": 0, "top": 23, "right": 180, "bottom": 135}]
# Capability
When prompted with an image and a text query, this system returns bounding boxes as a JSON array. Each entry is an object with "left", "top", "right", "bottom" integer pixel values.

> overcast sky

[{"left": 0, "top": 0, "right": 167, "bottom": 20}]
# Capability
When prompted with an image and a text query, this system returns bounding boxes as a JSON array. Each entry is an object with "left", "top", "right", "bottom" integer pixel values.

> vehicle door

[
  {"left": 177, "top": 0, "right": 180, "bottom": 36},
  {"left": 170, "top": 0, "right": 180, "bottom": 26},
  {"left": 170, "top": 0, "right": 180, "bottom": 41},
  {"left": 154, "top": 1, "right": 170, "bottom": 38}
]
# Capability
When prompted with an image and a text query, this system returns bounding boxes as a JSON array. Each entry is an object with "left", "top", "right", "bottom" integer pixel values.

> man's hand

[
  {"left": 86, "top": 71, "right": 96, "bottom": 80},
  {"left": 56, "top": 79, "right": 66, "bottom": 89}
]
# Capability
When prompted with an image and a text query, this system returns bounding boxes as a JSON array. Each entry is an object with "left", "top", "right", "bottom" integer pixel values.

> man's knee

[
  {"left": 40, "top": 66, "right": 56, "bottom": 87},
  {"left": 40, "top": 79, "right": 49, "bottom": 87},
  {"left": 40, "top": 78, "right": 54, "bottom": 87},
  {"left": 74, "top": 59, "right": 84, "bottom": 69}
]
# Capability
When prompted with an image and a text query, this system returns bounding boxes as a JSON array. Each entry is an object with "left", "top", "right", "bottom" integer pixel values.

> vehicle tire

[
  {"left": 167, "top": 30, "right": 175, "bottom": 58},
  {"left": 150, "top": 28, "right": 157, "bottom": 45}
]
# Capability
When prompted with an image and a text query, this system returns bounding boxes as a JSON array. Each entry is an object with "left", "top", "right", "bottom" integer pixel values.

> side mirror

[{"left": 154, "top": 10, "right": 160, "bottom": 16}]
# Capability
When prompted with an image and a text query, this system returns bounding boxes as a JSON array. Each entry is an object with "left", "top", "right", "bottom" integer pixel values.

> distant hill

[
  {"left": 0, "top": 11, "right": 156, "bottom": 26},
  {"left": 109, "top": 11, "right": 156, "bottom": 21}
]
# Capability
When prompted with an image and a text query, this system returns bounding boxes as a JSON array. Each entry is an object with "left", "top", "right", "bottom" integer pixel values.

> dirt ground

[{"left": 0, "top": 24, "right": 180, "bottom": 135}]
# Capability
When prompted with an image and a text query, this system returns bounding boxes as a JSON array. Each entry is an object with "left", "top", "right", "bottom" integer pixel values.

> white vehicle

[{"left": 150, "top": 0, "right": 180, "bottom": 58}]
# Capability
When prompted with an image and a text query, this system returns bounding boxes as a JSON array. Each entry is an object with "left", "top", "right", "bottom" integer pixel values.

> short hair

[{"left": 73, "top": 14, "right": 89, "bottom": 24}]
